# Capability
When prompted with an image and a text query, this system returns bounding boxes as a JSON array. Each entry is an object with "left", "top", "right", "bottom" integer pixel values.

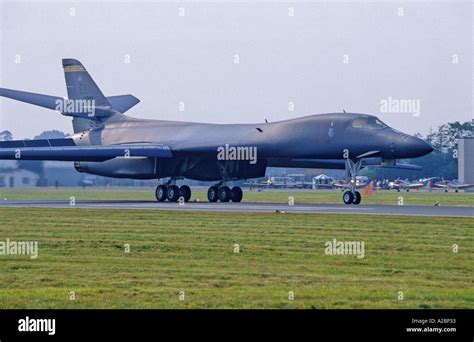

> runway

[{"left": 0, "top": 199, "right": 473, "bottom": 217}]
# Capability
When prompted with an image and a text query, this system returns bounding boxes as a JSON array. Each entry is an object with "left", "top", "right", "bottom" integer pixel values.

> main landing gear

[
  {"left": 343, "top": 158, "right": 363, "bottom": 205},
  {"left": 155, "top": 183, "right": 192, "bottom": 202},
  {"left": 207, "top": 185, "right": 243, "bottom": 203},
  {"left": 155, "top": 181, "right": 243, "bottom": 203}
]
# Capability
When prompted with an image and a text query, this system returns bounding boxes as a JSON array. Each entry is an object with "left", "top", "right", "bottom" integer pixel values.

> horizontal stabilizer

[
  {"left": 0, "top": 87, "right": 113, "bottom": 118},
  {"left": 106, "top": 95, "right": 140, "bottom": 114},
  {"left": 0, "top": 143, "right": 172, "bottom": 162},
  {"left": 0, "top": 88, "right": 62, "bottom": 111}
]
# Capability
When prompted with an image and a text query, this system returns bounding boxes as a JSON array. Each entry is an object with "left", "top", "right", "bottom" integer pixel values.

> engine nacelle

[{"left": 74, "top": 157, "right": 157, "bottom": 179}]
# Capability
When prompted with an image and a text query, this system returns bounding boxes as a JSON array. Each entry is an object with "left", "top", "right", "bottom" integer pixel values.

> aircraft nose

[
  {"left": 388, "top": 131, "right": 433, "bottom": 158},
  {"left": 407, "top": 136, "right": 433, "bottom": 157}
]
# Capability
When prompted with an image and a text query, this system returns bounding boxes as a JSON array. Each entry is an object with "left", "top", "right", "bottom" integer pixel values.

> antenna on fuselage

[{"left": 343, "top": 109, "right": 346, "bottom": 113}]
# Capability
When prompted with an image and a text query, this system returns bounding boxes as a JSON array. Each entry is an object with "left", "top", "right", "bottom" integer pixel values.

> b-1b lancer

[{"left": 0, "top": 59, "right": 433, "bottom": 204}]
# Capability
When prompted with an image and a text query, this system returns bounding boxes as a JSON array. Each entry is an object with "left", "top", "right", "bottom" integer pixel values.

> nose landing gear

[
  {"left": 342, "top": 190, "right": 361, "bottom": 205},
  {"left": 343, "top": 191, "right": 353, "bottom": 204},
  {"left": 352, "top": 191, "right": 361, "bottom": 204},
  {"left": 343, "top": 158, "right": 364, "bottom": 205}
]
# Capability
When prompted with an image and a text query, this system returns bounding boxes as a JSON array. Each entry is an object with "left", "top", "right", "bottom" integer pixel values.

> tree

[
  {"left": 34, "top": 130, "right": 67, "bottom": 140},
  {"left": 0, "top": 130, "right": 13, "bottom": 141},
  {"left": 17, "top": 130, "right": 67, "bottom": 178}
]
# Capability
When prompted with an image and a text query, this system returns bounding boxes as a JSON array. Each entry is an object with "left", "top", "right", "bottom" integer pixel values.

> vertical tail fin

[
  {"left": 62, "top": 58, "right": 112, "bottom": 133},
  {"left": 62, "top": 58, "right": 110, "bottom": 108},
  {"left": 1, "top": 59, "right": 140, "bottom": 134}
]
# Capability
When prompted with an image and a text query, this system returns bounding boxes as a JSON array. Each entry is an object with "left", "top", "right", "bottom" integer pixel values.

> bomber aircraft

[{"left": 0, "top": 59, "right": 433, "bottom": 205}]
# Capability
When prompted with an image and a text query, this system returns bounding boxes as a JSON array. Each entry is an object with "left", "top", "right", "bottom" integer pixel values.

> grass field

[
  {"left": 1, "top": 187, "right": 474, "bottom": 207},
  {"left": 0, "top": 208, "right": 472, "bottom": 309}
]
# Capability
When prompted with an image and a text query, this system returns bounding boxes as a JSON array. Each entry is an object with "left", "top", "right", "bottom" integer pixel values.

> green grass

[
  {"left": 0, "top": 208, "right": 472, "bottom": 309},
  {"left": 1, "top": 187, "right": 473, "bottom": 207}
]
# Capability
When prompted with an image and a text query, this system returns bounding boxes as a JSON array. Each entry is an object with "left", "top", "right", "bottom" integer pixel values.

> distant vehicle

[
  {"left": 433, "top": 179, "right": 474, "bottom": 192},
  {"left": 81, "top": 176, "right": 97, "bottom": 187},
  {"left": 244, "top": 178, "right": 269, "bottom": 190},
  {"left": 286, "top": 174, "right": 313, "bottom": 189},
  {"left": 312, "top": 174, "right": 335, "bottom": 189},
  {"left": 267, "top": 176, "right": 295, "bottom": 189}
]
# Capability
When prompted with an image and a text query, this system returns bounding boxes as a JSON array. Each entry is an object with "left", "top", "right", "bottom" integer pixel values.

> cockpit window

[
  {"left": 352, "top": 118, "right": 366, "bottom": 128},
  {"left": 351, "top": 117, "right": 387, "bottom": 129}
]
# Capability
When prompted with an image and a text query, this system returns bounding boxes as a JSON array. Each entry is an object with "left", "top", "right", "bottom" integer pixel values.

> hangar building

[{"left": 458, "top": 138, "right": 474, "bottom": 191}]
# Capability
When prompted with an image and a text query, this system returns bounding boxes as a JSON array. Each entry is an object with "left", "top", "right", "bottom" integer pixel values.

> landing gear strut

[
  {"left": 155, "top": 181, "right": 192, "bottom": 202},
  {"left": 207, "top": 184, "right": 243, "bottom": 202},
  {"left": 343, "top": 158, "right": 363, "bottom": 205}
]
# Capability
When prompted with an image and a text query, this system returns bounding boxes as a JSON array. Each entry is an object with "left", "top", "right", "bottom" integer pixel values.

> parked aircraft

[
  {"left": 433, "top": 179, "right": 474, "bottom": 192},
  {"left": 388, "top": 177, "right": 439, "bottom": 192},
  {"left": 333, "top": 176, "right": 369, "bottom": 190},
  {"left": 388, "top": 178, "right": 424, "bottom": 192}
]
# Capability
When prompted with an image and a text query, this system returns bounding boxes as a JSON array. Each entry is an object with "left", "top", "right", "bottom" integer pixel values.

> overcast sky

[{"left": 0, "top": 0, "right": 472, "bottom": 139}]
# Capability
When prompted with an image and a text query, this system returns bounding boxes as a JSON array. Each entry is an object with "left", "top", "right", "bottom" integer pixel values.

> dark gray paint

[{"left": 0, "top": 59, "right": 433, "bottom": 182}]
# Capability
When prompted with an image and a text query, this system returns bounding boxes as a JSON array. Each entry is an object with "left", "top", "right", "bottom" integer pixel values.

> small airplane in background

[
  {"left": 388, "top": 177, "right": 436, "bottom": 192},
  {"left": 333, "top": 176, "right": 369, "bottom": 190},
  {"left": 431, "top": 179, "right": 474, "bottom": 192}
]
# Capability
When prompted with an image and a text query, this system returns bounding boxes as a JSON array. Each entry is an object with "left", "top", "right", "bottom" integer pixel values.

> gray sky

[{"left": 1, "top": 0, "right": 472, "bottom": 139}]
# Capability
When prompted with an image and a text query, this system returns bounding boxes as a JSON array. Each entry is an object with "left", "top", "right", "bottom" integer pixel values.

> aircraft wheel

[
  {"left": 406, "top": 189, "right": 410, "bottom": 192},
  {"left": 167, "top": 185, "right": 180, "bottom": 202},
  {"left": 218, "top": 186, "right": 231, "bottom": 202},
  {"left": 180, "top": 185, "right": 191, "bottom": 202},
  {"left": 397, "top": 189, "right": 400, "bottom": 192},
  {"left": 230, "top": 186, "right": 243, "bottom": 202},
  {"left": 352, "top": 191, "right": 361, "bottom": 205},
  {"left": 445, "top": 189, "right": 448, "bottom": 193},
  {"left": 455, "top": 189, "right": 459, "bottom": 193},
  {"left": 208, "top": 186, "right": 219, "bottom": 202},
  {"left": 343, "top": 191, "right": 354, "bottom": 205},
  {"left": 155, "top": 185, "right": 167, "bottom": 202}
]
